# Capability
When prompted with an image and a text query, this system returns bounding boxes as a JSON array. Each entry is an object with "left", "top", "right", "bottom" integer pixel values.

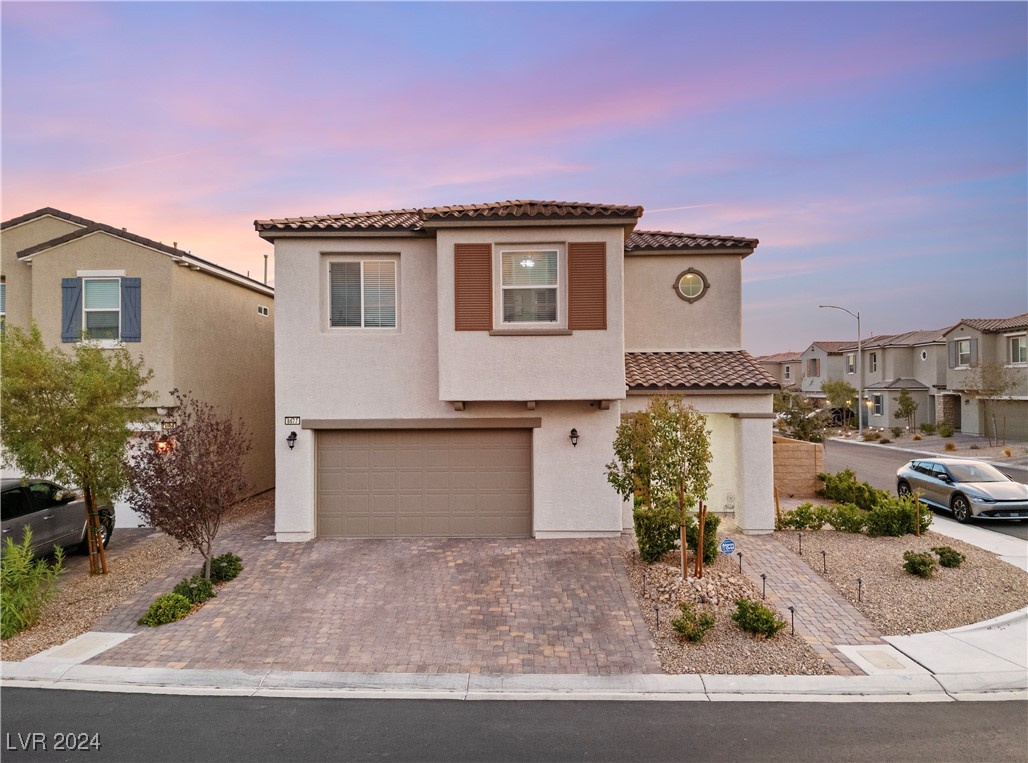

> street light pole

[{"left": 818, "top": 304, "right": 862, "bottom": 438}]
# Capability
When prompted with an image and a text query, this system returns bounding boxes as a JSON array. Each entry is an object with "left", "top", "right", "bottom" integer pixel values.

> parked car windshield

[{"left": 947, "top": 462, "right": 1008, "bottom": 483}]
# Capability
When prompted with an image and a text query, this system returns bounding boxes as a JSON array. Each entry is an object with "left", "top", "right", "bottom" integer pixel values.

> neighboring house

[
  {"left": 940, "top": 314, "right": 1028, "bottom": 440},
  {"left": 256, "top": 200, "right": 778, "bottom": 541},
  {"left": 798, "top": 341, "right": 852, "bottom": 398},
  {"left": 755, "top": 351, "right": 803, "bottom": 390},
  {"left": 0, "top": 208, "right": 276, "bottom": 522},
  {"left": 856, "top": 329, "right": 947, "bottom": 430}
]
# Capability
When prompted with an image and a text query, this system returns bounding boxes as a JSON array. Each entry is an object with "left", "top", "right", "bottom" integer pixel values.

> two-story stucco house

[
  {"left": 256, "top": 200, "right": 778, "bottom": 542},
  {"left": 755, "top": 351, "right": 803, "bottom": 390},
  {"left": 940, "top": 314, "right": 1028, "bottom": 440},
  {"left": 857, "top": 329, "right": 947, "bottom": 429},
  {"left": 0, "top": 208, "right": 276, "bottom": 522},
  {"left": 799, "top": 341, "right": 853, "bottom": 399}
]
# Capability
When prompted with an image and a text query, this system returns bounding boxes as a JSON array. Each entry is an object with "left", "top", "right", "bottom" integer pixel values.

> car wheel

[
  {"left": 897, "top": 481, "right": 912, "bottom": 498},
  {"left": 951, "top": 495, "right": 972, "bottom": 524}
]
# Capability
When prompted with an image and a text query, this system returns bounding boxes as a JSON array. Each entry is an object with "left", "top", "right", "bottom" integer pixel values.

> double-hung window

[
  {"left": 1009, "top": 335, "right": 1027, "bottom": 365},
  {"left": 82, "top": 278, "right": 121, "bottom": 340},
  {"left": 329, "top": 260, "right": 396, "bottom": 328},
  {"left": 0, "top": 281, "right": 6, "bottom": 330},
  {"left": 807, "top": 358, "right": 820, "bottom": 377},
  {"left": 500, "top": 249, "right": 559, "bottom": 324},
  {"left": 956, "top": 339, "right": 971, "bottom": 367},
  {"left": 870, "top": 352, "right": 878, "bottom": 373},
  {"left": 845, "top": 353, "right": 855, "bottom": 374},
  {"left": 784, "top": 365, "right": 792, "bottom": 381},
  {"left": 873, "top": 393, "right": 884, "bottom": 416}
]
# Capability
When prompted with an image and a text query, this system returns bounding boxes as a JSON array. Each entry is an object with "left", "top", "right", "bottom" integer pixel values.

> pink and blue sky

[{"left": 3, "top": 1, "right": 1025, "bottom": 354}]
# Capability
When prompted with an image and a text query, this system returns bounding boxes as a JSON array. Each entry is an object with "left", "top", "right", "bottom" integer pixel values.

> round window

[
  {"left": 921, "top": 350, "right": 928, "bottom": 361},
  {"left": 674, "top": 269, "right": 709, "bottom": 303}
]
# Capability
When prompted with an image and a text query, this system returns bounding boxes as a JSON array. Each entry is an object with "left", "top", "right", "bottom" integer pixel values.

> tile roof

[
  {"left": 13, "top": 220, "right": 273, "bottom": 295},
  {"left": 625, "top": 230, "right": 758, "bottom": 251},
  {"left": 864, "top": 377, "right": 929, "bottom": 390},
  {"left": 755, "top": 351, "right": 803, "bottom": 363},
  {"left": 625, "top": 351, "right": 779, "bottom": 391},
  {"left": 255, "top": 200, "right": 643, "bottom": 233},
  {"left": 0, "top": 207, "right": 97, "bottom": 230},
  {"left": 809, "top": 340, "right": 855, "bottom": 355},
  {"left": 954, "top": 313, "right": 1028, "bottom": 333},
  {"left": 856, "top": 329, "right": 948, "bottom": 350}
]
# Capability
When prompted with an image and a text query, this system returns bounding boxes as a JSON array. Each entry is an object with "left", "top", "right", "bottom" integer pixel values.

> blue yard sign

[{"left": 720, "top": 538, "right": 736, "bottom": 555}]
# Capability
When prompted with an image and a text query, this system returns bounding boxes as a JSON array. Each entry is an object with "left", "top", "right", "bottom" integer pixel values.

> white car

[{"left": 896, "top": 458, "right": 1028, "bottom": 523}]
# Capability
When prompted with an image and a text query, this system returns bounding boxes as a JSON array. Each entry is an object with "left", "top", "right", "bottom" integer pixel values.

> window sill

[
  {"left": 79, "top": 339, "right": 124, "bottom": 349},
  {"left": 488, "top": 328, "right": 573, "bottom": 337}
]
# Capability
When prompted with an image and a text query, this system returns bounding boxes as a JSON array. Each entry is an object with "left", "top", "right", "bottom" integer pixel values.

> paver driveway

[{"left": 89, "top": 507, "right": 661, "bottom": 675}]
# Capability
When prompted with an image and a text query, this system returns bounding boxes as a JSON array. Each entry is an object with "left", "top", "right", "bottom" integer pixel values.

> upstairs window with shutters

[
  {"left": 329, "top": 260, "right": 397, "bottom": 328},
  {"left": 83, "top": 278, "right": 121, "bottom": 340},
  {"left": 500, "top": 249, "right": 559, "bottom": 324},
  {"left": 61, "top": 275, "right": 141, "bottom": 345}
]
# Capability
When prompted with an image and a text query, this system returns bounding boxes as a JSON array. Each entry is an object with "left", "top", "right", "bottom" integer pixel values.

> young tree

[
  {"left": 773, "top": 389, "right": 831, "bottom": 442},
  {"left": 821, "top": 379, "right": 859, "bottom": 429},
  {"left": 126, "top": 391, "right": 252, "bottom": 579},
  {"left": 0, "top": 325, "right": 154, "bottom": 575},
  {"left": 963, "top": 363, "right": 1020, "bottom": 445},
  {"left": 607, "top": 395, "right": 713, "bottom": 578},
  {"left": 893, "top": 388, "right": 918, "bottom": 430}
]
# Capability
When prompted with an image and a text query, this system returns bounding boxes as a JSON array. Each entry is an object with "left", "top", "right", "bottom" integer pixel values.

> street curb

[
  {"left": 3, "top": 662, "right": 1026, "bottom": 702},
  {"left": 825, "top": 437, "right": 1027, "bottom": 471}
]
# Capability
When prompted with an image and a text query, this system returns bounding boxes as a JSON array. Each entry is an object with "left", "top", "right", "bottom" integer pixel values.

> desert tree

[
  {"left": 126, "top": 390, "right": 252, "bottom": 579},
  {"left": 962, "top": 363, "right": 1020, "bottom": 445},
  {"left": 607, "top": 395, "right": 713, "bottom": 578},
  {"left": 893, "top": 388, "right": 918, "bottom": 430},
  {"left": 0, "top": 324, "right": 154, "bottom": 575},
  {"left": 773, "top": 389, "right": 831, "bottom": 442},
  {"left": 820, "top": 379, "right": 859, "bottom": 430}
]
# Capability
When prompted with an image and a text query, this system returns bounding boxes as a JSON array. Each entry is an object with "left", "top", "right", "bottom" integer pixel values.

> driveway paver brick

[{"left": 89, "top": 512, "right": 661, "bottom": 675}]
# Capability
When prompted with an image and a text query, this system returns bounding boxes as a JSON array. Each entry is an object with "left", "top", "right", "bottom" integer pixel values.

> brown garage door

[{"left": 316, "top": 429, "right": 532, "bottom": 538}]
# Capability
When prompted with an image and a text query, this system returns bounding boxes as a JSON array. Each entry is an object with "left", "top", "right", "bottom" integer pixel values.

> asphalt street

[
  {"left": 2, "top": 689, "right": 1027, "bottom": 763},
  {"left": 823, "top": 439, "right": 1028, "bottom": 541}
]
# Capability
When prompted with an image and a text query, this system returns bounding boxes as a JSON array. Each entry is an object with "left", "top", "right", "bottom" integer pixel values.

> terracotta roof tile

[
  {"left": 865, "top": 377, "right": 929, "bottom": 391},
  {"left": 626, "top": 230, "right": 758, "bottom": 251},
  {"left": 755, "top": 351, "right": 803, "bottom": 363},
  {"left": 625, "top": 351, "right": 779, "bottom": 391},
  {"left": 809, "top": 340, "right": 855, "bottom": 355},
  {"left": 1, "top": 207, "right": 97, "bottom": 230},
  {"left": 255, "top": 200, "right": 643, "bottom": 233},
  {"left": 954, "top": 313, "right": 1028, "bottom": 333}
]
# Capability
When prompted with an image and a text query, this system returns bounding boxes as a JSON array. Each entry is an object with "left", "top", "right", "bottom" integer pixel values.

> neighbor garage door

[{"left": 316, "top": 429, "right": 532, "bottom": 537}]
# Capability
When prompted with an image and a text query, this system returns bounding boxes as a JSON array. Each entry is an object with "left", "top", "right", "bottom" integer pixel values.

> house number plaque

[{"left": 284, "top": 417, "right": 300, "bottom": 425}]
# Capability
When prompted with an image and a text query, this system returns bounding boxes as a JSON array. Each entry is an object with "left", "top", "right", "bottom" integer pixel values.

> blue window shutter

[
  {"left": 121, "top": 278, "right": 141, "bottom": 342},
  {"left": 61, "top": 278, "right": 82, "bottom": 343}
]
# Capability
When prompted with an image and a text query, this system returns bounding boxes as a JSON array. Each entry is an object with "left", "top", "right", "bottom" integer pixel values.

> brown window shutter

[
  {"left": 454, "top": 243, "right": 492, "bottom": 331},
  {"left": 568, "top": 242, "right": 606, "bottom": 330}
]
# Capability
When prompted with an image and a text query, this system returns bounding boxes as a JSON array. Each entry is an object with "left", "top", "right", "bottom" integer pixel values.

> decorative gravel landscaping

[{"left": 768, "top": 529, "right": 1028, "bottom": 635}]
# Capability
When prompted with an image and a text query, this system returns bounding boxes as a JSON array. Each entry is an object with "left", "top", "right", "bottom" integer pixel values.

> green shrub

[
  {"left": 903, "top": 551, "right": 936, "bottom": 579},
  {"left": 866, "top": 495, "right": 932, "bottom": 537},
  {"left": 826, "top": 503, "right": 867, "bottom": 533},
  {"left": 817, "top": 470, "right": 889, "bottom": 511},
  {"left": 209, "top": 552, "right": 243, "bottom": 583},
  {"left": 671, "top": 602, "right": 716, "bottom": 642},
  {"left": 919, "top": 422, "right": 937, "bottom": 435},
  {"left": 938, "top": 422, "right": 955, "bottom": 438},
  {"left": 890, "top": 427, "right": 904, "bottom": 438},
  {"left": 932, "top": 546, "right": 966, "bottom": 568},
  {"left": 173, "top": 575, "right": 216, "bottom": 604},
  {"left": 684, "top": 513, "right": 721, "bottom": 565},
  {"left": 138, "top": 593, "right": 193, "bottom": 627},
  {"left": 879, "top": 438, "right": 892, "bottom": 444},
  {"left": 779, "top": 502, "right": 830, "bottom": 531},
  {"left": 732, "top": 599, "right": 787, "bottom": 638},
  {"left": 1, "top": 528, "right": 65, "bottom": 640},
  {"left": 862, "top": 430, "right": 882, "bottom": 442},
  {"left": 633, "top": 504, "right": 680, "bottom": 563}
]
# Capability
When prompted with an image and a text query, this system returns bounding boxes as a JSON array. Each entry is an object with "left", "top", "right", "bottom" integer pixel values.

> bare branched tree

[{"left": 126, "top": 390, "right": 252, "bottom": 579}]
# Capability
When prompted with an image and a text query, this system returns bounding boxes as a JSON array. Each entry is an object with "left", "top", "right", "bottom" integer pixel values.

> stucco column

[{"left": 734, "top": 416, "right": 775, "bottom": 534}]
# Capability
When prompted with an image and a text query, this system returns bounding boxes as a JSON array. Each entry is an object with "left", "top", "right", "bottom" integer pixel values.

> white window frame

[
  {"left": 872, "top": 393, "right": 884, "bottom": 417},
  {"left": 845, "top": 353, "right": 856, "bottom": 374},
  {"left": 495, "top": 244, "right": 565, "bottom": 328},
  {"left": 783, "top": 365, "right": 791, "bottom": 380},
  {"left": 325, "top": 256, "right": 399, "bottom": 331},
  {"left": 0, "top": 281, "right": 6, "bottom": 327},
  {"left": 1007, "top": 333, "right": 1027, "bottom": 366},
  {"left": 955, "top": 337, "right": 972, "bottom": 368},
  {"left": 82, "top": 277, "right": 122, "bottom": 347},
  {"left": 870, "top": 352, "right": 878, "bottom": 373},
  {"left": 257, "top": 305, "right": 270, "bottom": 317}
]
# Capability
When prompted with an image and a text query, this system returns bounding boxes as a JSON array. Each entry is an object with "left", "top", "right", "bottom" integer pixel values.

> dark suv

[{"left": 1, "top": 478, "right": 114, "bottom": 555}]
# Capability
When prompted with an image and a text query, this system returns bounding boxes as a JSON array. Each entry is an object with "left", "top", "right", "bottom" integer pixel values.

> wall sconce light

[
  {"left": 569, "top": 428, "right": 579, "bottom": 447},
  {"left": 964, "top": 399, "right": 969, "bottom": 406},
  {"left": 286, "top": 431, "right": 298, "bottom": 450},
  {"left": 155, "top": 434, "right": 172, "bottom": 454}
]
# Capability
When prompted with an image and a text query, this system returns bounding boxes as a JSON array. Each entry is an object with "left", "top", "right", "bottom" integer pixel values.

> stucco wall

[
  {"left": 624, "top": 253, "right": 741, "bottom": 351},
  {"left": 1, "top": 215, "right": 87, "bottom": 329},
  {"left": 772, "top": 436, "right": 824, "bottom": 500},
  {"left": 436, "top": 226, "right": 627, "bottom": 402}
]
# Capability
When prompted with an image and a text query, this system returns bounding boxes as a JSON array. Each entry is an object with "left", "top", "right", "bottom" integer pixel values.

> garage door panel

[{"left": 317, "top": 428, "right": 531, "bottom": 538}]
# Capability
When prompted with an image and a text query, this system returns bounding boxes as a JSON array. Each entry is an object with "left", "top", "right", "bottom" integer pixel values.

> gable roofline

[
  {"left": 806, "top": 340, "right": 855, "bottom": 355},
  {"left": 625, "top": 230, "right": 758, "bottom": 255},
  {"left": 0, "top": 207, "right": 97, "bottom": 232},
  {"left": 943, "top": 313, "right": 1028, "bottom": 335},
  {"left": 14, "top": 220, "right": 273, "bottom": 297}
]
